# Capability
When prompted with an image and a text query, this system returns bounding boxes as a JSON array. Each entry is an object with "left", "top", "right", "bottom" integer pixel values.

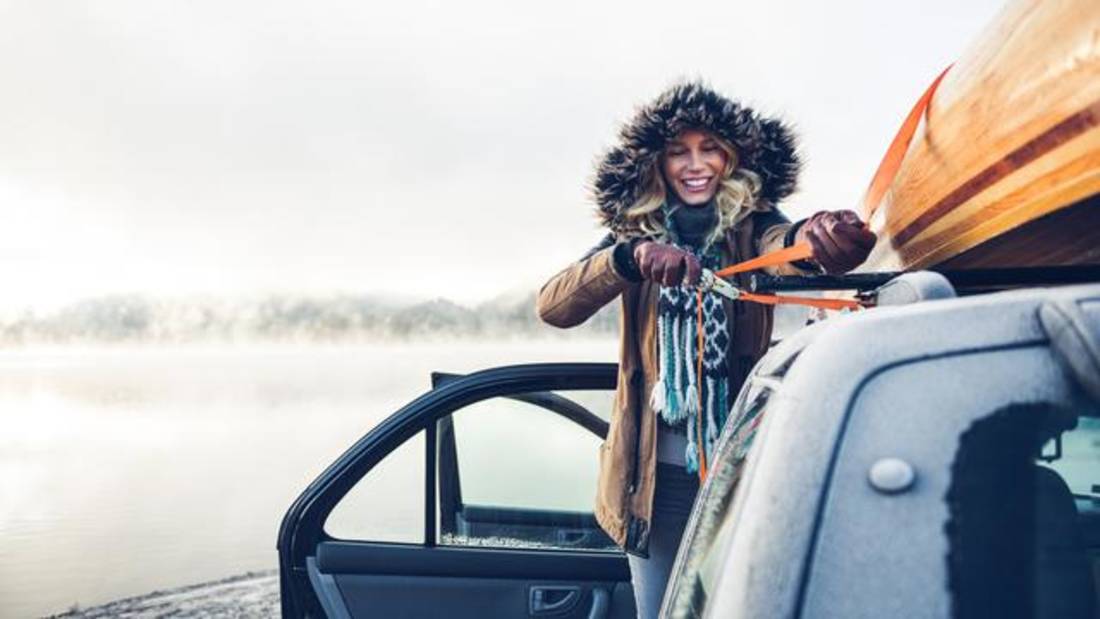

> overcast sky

[{"left": 0, "top": 0, "right": 1007, "bottom": 308}]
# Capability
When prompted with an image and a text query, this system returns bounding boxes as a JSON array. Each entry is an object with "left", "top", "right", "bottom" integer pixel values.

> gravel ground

[{"left": 47, "top": 572, "right": 280, "bottom": 618}]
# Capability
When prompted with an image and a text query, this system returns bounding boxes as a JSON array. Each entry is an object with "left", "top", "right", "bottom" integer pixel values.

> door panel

[
  {"left": 316, "top": 541, "right": 629, "bottom": 580},
  {"left": 334, "top": 576, "right": 632, "bottom": 619},
  {"left": 314, "top": 542, "right": 632, "bottom": 619}
]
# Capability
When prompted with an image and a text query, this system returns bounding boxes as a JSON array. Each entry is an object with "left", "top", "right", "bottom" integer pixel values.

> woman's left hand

[{"left": 796, "top": 210, "right": 877, "bottom": 274}]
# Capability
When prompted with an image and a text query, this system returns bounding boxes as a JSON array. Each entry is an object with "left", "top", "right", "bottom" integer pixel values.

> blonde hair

[{"left": 622, "top": 136, "right": 762, "bottom": 246}]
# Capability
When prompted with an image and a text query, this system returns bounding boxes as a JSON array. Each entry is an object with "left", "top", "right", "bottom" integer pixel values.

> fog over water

[
  {"left": 0, "top": 290, "right": 618, "bottom": 345},
  {"left": 0, "top": 339, "right": 617, "bottom": 618}
]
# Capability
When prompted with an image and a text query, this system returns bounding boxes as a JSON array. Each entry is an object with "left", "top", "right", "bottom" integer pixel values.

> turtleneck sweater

[{"left": 667, "top": 199, "right": 718, "bottom": 249}]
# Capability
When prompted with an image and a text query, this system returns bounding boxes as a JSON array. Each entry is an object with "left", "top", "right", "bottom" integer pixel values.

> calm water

[{"left": 0, "top": 339, "right": 616, "bottom": 618}]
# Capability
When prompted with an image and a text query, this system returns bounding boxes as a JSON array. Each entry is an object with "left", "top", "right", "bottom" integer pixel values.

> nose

[{"left": 688, "top": 149, "right": 705, "bottom": 171}]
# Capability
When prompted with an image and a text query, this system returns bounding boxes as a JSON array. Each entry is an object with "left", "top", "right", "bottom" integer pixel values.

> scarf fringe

[{"left": 665, "top": 317, "right": 682, "bottom": 420}]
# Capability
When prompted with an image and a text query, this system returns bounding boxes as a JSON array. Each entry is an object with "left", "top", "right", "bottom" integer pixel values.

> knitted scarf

[{"left": 648, "top": 205, "right": 731, "bottom": 475}]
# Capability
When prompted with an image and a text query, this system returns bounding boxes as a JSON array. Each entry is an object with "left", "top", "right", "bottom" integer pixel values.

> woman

[{"left": 536, "top": 82, "right": 875, "bottom": 618}]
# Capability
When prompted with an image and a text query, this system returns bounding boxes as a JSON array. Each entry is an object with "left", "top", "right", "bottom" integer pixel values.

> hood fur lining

[{"left": 591, "top": 81, "right": 801, "bottom": 237}]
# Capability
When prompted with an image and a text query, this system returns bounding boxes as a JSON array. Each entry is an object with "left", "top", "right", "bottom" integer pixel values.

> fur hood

[{"left": 592, "top": 81, "right": 801, "bottom": 237}]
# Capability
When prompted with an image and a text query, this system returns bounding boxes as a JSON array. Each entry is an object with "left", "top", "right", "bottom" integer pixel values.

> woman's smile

[{"left": 680, "top": 175, "right": 714, "bottom": 192}]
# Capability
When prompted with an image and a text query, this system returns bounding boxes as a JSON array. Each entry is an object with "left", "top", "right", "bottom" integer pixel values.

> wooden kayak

[{"left": 858, "top": 0, "right": 1100, "bottom": 272}]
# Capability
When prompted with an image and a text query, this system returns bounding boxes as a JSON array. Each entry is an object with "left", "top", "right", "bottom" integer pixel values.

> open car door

[{"left": 277, "top": 363, "right": 635, "bottom": 618}]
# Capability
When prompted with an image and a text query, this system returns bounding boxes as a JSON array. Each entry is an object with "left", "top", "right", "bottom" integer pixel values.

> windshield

[{"left": 663, "top": 383, "right": 773, "bottom": 617}]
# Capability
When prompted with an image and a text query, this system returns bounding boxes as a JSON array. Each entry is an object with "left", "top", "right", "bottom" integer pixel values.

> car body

[
  {"left": 278, "top": 278, "right": 1100, "bottom": 618},
  {"left": 662, "top": 280, "right": 1100, "bottom": 618}
]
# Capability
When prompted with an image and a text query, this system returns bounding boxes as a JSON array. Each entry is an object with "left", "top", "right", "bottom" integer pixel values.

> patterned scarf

[{"left": 648, "top": 206, "right": 731, "bottom": 476}]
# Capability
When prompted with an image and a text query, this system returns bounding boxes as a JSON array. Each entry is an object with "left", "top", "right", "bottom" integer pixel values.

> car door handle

[{"left": 530, "top": 585, "right": 581, "bottom": 615}]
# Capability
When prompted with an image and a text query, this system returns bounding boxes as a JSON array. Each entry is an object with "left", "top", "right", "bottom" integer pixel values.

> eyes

[{"left": 665, "top": 141, "right": 723, "bottom": 159}]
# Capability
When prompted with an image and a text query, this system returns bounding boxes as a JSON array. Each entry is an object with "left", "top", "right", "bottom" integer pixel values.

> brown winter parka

[
  {"left": 536, "top": 210, "right": 808, "bottom": 556},
  {"left": 542, "top": 81, "right": 809, "bottom": 555}
]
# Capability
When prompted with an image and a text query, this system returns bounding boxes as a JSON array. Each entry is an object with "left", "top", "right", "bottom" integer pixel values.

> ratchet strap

[
  {"left": 692, "top": 239, "right": 867, "bottom": 482},
  {"left": 695, "top": 290, "right": 707, "bottom": 480},
  {"left": 715, "top": 241, "right": 868, "bottom": 311},
  {"left": 716, "top": 241, "right": 816, "bottom": 277},
  {"left": 736, "top": 291, "right": 866, "bottom": 311},
  {"left": 861, "top": 65, "right": 952, "bottom": 219}
]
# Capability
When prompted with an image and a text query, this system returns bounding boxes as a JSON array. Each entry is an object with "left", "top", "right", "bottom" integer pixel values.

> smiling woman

[{"left": 536, "top": 80, "right": 878, "bottom": 618}]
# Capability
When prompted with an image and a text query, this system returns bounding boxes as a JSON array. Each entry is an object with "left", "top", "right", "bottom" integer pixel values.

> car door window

[
  {"left": 946, "top": 403, "right": 1100, "bottom": 619},
  {"left": 437, "top": 388, "right": 617, "bottom": 552},
  {"left": 324, "top": 431, "right": 424, "bottom": 543},
  {"left": 1048, "top": 416, "right": 1100, "bottom": 517}
]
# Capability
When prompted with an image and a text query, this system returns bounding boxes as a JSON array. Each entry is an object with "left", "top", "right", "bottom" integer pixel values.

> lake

[{"left": 0, "top": 339, "right": 617, "bottom": 618}]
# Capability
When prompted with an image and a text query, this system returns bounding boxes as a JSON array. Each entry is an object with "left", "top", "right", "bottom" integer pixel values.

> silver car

[{"left": 664, "top": 280, "right": 1100, "bottom": 618}]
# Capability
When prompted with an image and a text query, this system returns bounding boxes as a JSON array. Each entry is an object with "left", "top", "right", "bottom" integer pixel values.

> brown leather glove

[
  {"left": 633, "top": 241, "right": 703, "bottom": 287},
  {"left": 796, "top": 210, "right": 877, "bottom": 274}
]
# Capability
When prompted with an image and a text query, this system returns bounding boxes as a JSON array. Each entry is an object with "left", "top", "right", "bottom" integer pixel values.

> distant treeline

[{"left": 0, "top": 293, "right": 620, "bottom": 345}]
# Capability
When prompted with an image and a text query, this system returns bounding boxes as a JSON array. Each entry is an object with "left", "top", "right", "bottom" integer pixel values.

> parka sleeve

[
  {"left": 536, "top": 233, "right": 641, "bottom": 328},
  {"left": 752, "top": 209, "right": 820, "bottom": 276}
]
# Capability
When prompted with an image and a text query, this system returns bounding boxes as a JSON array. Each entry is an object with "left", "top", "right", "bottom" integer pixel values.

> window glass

[
  {"left": 324, "top": 431, "right": 424, "bottom": 543},
  {"left": 437, "top": 389, "right": 617, "bottom": 551},
  {"left": 664, "top": 381, "right": 776, "bottom": 618},
  {"left": 562, "top": 389, "right": 614, "bottom": 423},
  {"left": 1046, "top": 416, "right": 1100, "bottom": 516}
]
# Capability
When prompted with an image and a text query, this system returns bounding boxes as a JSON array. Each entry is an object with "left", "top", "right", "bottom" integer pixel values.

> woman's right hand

[{"left": 633, "top": 241, "right": 702, "bottom": 287}]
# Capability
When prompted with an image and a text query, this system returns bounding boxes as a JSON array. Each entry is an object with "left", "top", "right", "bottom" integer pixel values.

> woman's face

[{"left": 661, "top": 129, "right": 729, "bottom": 206}]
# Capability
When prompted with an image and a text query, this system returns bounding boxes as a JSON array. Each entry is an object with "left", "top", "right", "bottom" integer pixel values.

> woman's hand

[
  {"left": 633, "top": 241, "right": 703, "bottom": 287},
  {"left": 796, "top": 210, "right": 877, "bottom": 274}
]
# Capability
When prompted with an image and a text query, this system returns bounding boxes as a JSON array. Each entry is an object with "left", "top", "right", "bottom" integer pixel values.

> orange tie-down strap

[
  {"left": 714, "top": 242, "right": 869, "bottom": 311},
  {"left": 715, "top": 241, "right": 816, "bottom": 277},
  {"left": 861, "top": 65, "right": 952, "bottom": 219},
  {"left": 695, "top": 289, "right": 707, "bottom": 481},
  {"left": 737, "top": 291, "right": 865, "bottom": 311},
  {"left": 693, "top": 238, "right": 869, "bottom": 481}
]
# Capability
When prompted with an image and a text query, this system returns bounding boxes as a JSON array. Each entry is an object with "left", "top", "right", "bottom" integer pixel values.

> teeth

[{"left": 683, "top": 178, "right": 709, "bottom": 188}]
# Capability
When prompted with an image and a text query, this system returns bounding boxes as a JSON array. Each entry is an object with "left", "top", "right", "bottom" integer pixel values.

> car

[
  {"left": 277, "top": 276, "right": 1100, "bottom": 618},
  {"left": 661, "top": 277, "right": 1100, "bottom": 618}
]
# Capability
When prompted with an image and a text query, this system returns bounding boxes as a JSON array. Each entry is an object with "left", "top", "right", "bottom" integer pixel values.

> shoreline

[{"left": 46, "top": 571, "right": 279, "bottom": 618}]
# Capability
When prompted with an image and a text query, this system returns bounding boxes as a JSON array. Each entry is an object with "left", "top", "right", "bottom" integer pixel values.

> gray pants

[{"left": 627, "top": 463, "right": 700, "bottom": 619}]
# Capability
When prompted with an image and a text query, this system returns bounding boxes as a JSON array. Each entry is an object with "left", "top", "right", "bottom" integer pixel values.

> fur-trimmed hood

[{"left": 592, "top": 81, "right": 801, "bottom": 237}]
